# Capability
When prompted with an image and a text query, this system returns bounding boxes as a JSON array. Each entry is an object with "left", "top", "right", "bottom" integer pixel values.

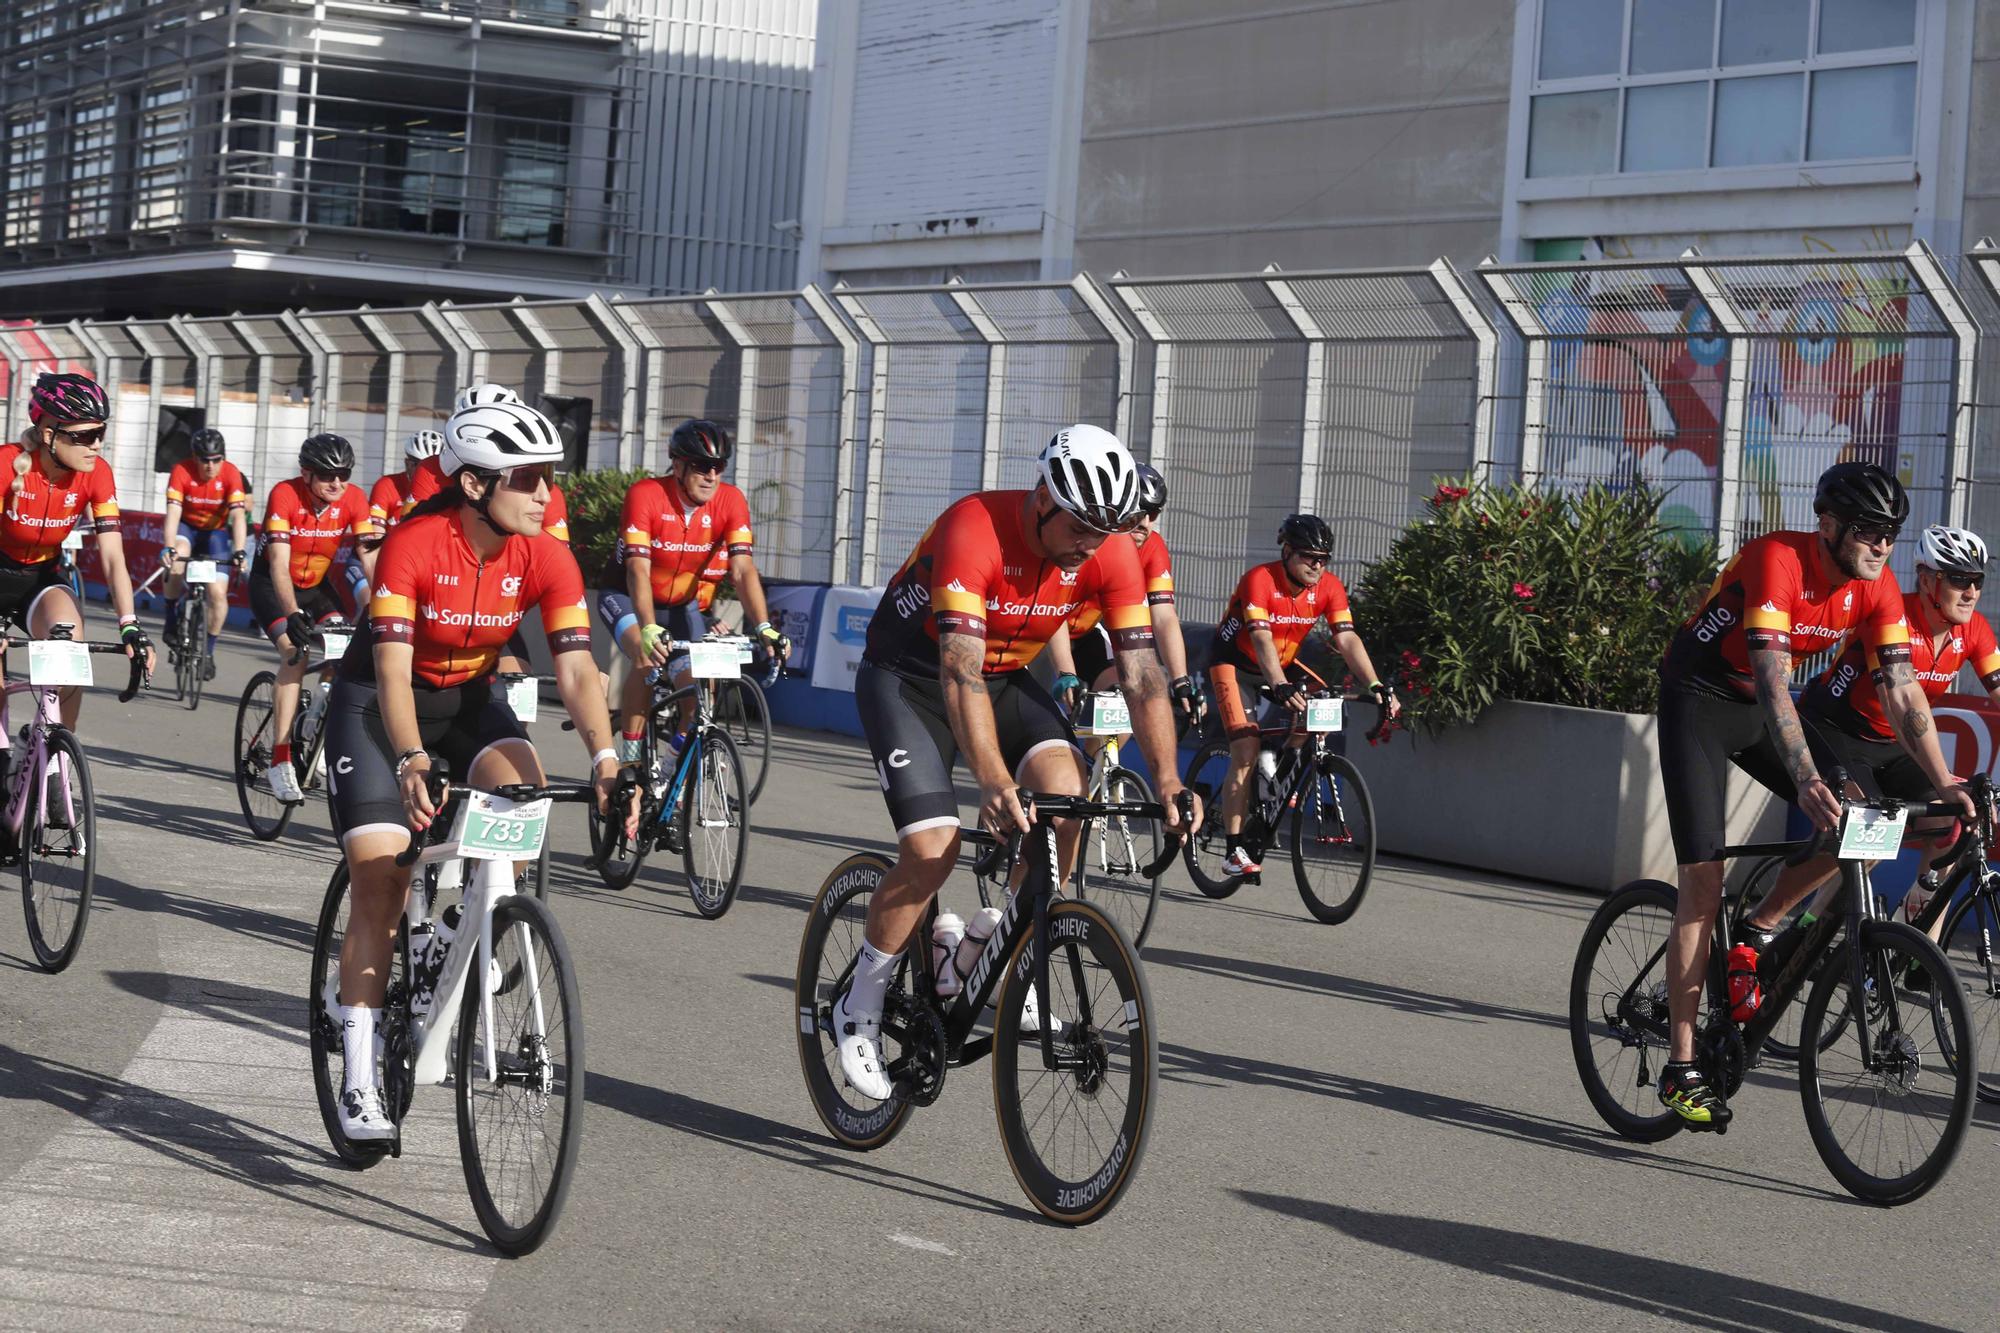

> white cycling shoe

[
  {"left": 265, "top": 762, "right": 305, "bottom": 804},
  {"left": 338, "top": 1085, "right": 395, "bottom": 1143},
  {"left": 1018, "top": 984, "right": 1064, "bottom": 1037},
  {"left": 833, "top": 991, "right": 894, "bottom": 1102}
]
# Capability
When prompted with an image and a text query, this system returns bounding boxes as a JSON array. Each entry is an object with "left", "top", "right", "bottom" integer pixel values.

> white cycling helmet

[
  {"left": 442, "top": 400, "right": 565, "bottom": 476},
  {"left": 453, "top": 382, "right": 523, "bottom": 413},
  {"left": 405, "top": 428, "right": 445, "bottom": 461},
  {"left": 1917, "top": 524, "right": 1989, "bottom": 575},
  {"left": 1037, "top": 424, "right": 1140, "bottom": 533}
]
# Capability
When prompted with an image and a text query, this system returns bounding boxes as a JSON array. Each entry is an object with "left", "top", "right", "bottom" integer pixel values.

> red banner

[{"left": 79, "top": 510, "right": 250, "bottom": 609}]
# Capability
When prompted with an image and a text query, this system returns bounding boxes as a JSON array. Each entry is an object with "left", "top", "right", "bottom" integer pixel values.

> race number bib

[
  {"left": 319, "top": 630, "right": 351, "bottom": 660},
  {"left": 505, "top": 676, "right": 539, "bottom": 724},
  {"left": 1305, "top": 697, "right": 1343, "bottom": 733},
  {"left": 183, "top": 560, "right": 219, "bottom": 585},
  {"left": 451, "top": 791, "right": 551, "bottom": 861},
  {"left": 61, "top": 529, "right": 85, "bottom": 553},
  {"left": 688, "top": 640, "right": 741, "bottom": 679},
  {"left": 1837, "top": 804, "right": 1909, "bottom": 862},
  {"left": 1081, "top": 692, "right": 1130, "bottom": 736},
  {"left": 28, "top": 642, "right": 92, "bottom": 687}
]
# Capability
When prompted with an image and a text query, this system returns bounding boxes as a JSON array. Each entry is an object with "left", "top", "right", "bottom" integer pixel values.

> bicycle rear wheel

[
  {"left": 1074, "top": 766, "right": 1161, "bottom": 949},
  {"left": 1939, "top": 884, "right": 2000, "bottom": 1104},
  {"left": 681, "top": 728, "right": 748, "bottom": 919},
  {"left": 715, "top": 677, "right": 771, "bottom": 805},
  {"left": 1798, "top": 920, "right": 1975, "bottom": 1205},
  {"left": 1569, "top": 879, "right": 1683, "bottom": 1142},
  {"left": 992, "top": 898, "right": 1156, "bottom": 1224},
  {"left": 795, "top": 852, "right": 916, "bottom": 1150},
  {"left": 1181, "top": 737, "right": 1246, "bottom": 898},
  {"left": 455, "top": 894, "right": 584, "bottom": 1256},
  {"left": 20, "top": 730, "right": 95, "bottom": 973},
  {"left": 234, "top": 671, "right": 296, "bottom": 841},
  {"left": 306, "top": 863, "right": 403, "bottom": 1168},
  {"left": 1290, "top": 754, "right": 1375, "bottom": 924}
]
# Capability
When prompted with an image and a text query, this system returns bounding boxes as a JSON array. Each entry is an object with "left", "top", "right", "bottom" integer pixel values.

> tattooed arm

[
  {"left": 1880, "top": 660, "right": 1974, "bottom": 813},
  {"left": 939, "top": 631, "right": 1029, "bottom": 835},
  {"left": 1751, "top": 645, "right": 1842, "bottom": 831}
]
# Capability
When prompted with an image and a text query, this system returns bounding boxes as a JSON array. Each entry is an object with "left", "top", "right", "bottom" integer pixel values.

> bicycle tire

[
  {"left": 20, "top": 729, "right": 96, "bottom": 973},
  {"left": 715, "top": 676, "right": 771, "bottom": 806},
  {"left": 681, "top": 727, "right": 748, "bottom": 919},
  {"left": 1569, "top": 879, "right": 1684, "bottom": 1143},
  {"left": 519, "top": 840, "right": 552, "bottom": 903},
  {"left": 992, "top": 897, "right": 1157, "bottom": 1225},
  {"left": 1181, "top": 737, "right": 1246, "bottom": 898},
  {"left": 1939, "top": 884, "right": 2000, "bottom": 1105},
  {"left": 174, "top": 615, "right": 198, "bottom": 710},
  {"left": 795, "top": 852, "right": 916, "bottom": 1150},
  {"left": 1797, "top": 920, "right": 1975, "bottom": 1204},
  {"left": 306, "top": 862, "right": 400, "bottom": 1168},
  {"left": 1074, "top": 766, "right": 1162, "bottom": 949},
  {"left": 1289, "top": 753, "right": 1375, "bottom": 925},
  {"left": 234, "top": 670, "right": 296, "bottom": 841},
  {"left": 455, "top": 894, "right": 584, "bottom": 1255}
]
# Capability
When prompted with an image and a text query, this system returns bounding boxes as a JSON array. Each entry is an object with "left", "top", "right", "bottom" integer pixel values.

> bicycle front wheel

[
  {"left": 1939, "top": 885, "right": 2000, "bottom": 1104},
  {"left": 1798, "top": 920, "right": 1976, "bottom": 1205},
  {"left": 175, "top": 615, "right": 200, "bottom": 710},
  {"left": 20, "top": 729, "right": 96, "bottom": 973},
  {"left": 1290, "top": 754, "right": 1375, "bottom": 925},
  {"left": 1181, "top": 737, "right": 1245, "bottom": 899},
  {"left": 234, "top": 671, "right": 295, "bottom": 841},
  {"left": 682, "top": 728, "right": 749, "bottom": 919},
  {"left": 307, "top": 862, "right": 402, "bottom": 1167},
  {"left": 455, "top": 894, "right": 584, "bottom": 1256},
  {"left": 715, "top": 676, "right": 772, "bottom": 806},
  {"left": 1074, "top": 766, "right": 1161, "bottom": 949},
  {"left": 993, "top": 898, "right": 1156, "bottom": 1224},
  {"left": 1569, "top": 879, "right": 1683, "bottom": 1142},
  {"left": 586, "top": 787, "right": 652, "bottom": 890}
]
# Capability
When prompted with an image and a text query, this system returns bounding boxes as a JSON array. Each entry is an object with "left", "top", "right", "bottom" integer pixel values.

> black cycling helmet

[
  {"left": 1813, "top": 461, "right": 1908, "bottom": 528},
  {"left": 299, "top": 432, "right": 355, "bottom": 475},
  {"left": 28, "top": 372, "right": 108, "bottom": 426},
  {"left": 1278, "top": 512, "right": 1334, "bottom": 554},
  {"left": 190, "top": 427, "right": 226, "bottom": 460},
  {"left": 668, "top": 418, "right": 732, "bottom": 467},
  {"left": 1136, "top": 463, "right": 1167, "bottom": 518}
]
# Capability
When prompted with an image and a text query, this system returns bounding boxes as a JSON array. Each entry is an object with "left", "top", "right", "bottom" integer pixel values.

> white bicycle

[{"left": 307, "top": 778, "right": 590, "bottom": 1255}]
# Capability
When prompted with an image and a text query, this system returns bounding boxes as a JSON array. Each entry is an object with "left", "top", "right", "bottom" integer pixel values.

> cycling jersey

[
  {"left": 864, "top": 490, "right": 1154, "bottom": 677},
  {"left": 361, "top": 508, "right": 591, "bottom": 689},
  {"left": 542, "top": 483, "right": 570, "bottom": 543},
  {"left": 1801, "top": 595, "right": 2000, "bottom": 739},
  {"left": 165, "top": 460, "right": 248, "bottom": 533},
  {"left": 696, "top": 547, "right": 726, "bottom": 613},
  {"left": 1212, "top": 560, "right": 1353, "bottom": 672},
  {"left": 1661, "top": 530, "right": 1910, "bottom": 701},
  {"left": 0, "top": 444, "right": 120, "bottom": 565},
  {"left": 404, "top": 456, "right": 446, "bottom": 508},
  {"left": 405, "top": 460, "right": 568, "bottom": 540},
  {"left": 615, "top": 476, "right": 752, "bottom": 607},
  {"left": 260, "top": 478, "right": 373, "bottom": 589},
  {"left": 368, "top": 469, "right": 419, "bottom": 530},
  {"left": 1068, "top": 530, "right": 1174, "bottom": 635}
]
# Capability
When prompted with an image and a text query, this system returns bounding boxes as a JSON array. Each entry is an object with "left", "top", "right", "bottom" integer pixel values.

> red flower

[
  {"left": 1400, "top": 649, "right": 1422, "bottom": 668},
  {"left": 1512, "top": 582, "right": 1534, "bottom": 600},
  {"left": 1429, "top": 483, "right": 1470, "bottom": 507}
]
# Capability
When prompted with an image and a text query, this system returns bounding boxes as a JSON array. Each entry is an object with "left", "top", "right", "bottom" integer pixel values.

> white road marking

[{"left": 887, "top": 1232, "right": 959, "bottom": 1257}]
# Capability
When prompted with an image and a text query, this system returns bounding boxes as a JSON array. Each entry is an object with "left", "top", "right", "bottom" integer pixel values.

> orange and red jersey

[
  {"left": 369, "top": 469, "right": 420, "bottom": 531},
  {"left": 165, "top": 459, "right": 249, "bottom": 533},
  {"left": 1212, "top": 560, "right": 1353, "bottom": 673},
  {"left": 696, "top": 547, "right": 727, "bottom": 613},
  {"left": 0, "top": 444, "right": 119, "bottom": 565},
  {"left": 364, "top": 509, "right": 591, "bottom": 689},
  {"left": 1802, "top": 596, "right": 2000, "bottom": 739},
  {"left": 1662, "top": 530, "right": 1910, "bottom": 701},
  {"left": 260, "top": 478, "right": 374, "bottom": 590},
  {"left": 1069, "top": 529, "right": 1175, "bottom": 635},
  {"left": 865, "top": 490, "right": 1155, "bottom": 676},
  {"left": 406, "top": 457, "right": 568, "bottom": 540},
  {"left": 617, "top": 476, "right": 752, "bottom": 607},
  {"left": 542, "top": 483, "right": 569, "bottom": 543},
  {"left": 405, "top": 456, "right": 447, "bottom": 508}
]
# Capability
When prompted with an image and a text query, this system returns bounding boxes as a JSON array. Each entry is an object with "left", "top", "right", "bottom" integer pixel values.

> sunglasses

[
  {"left": 497, "top": 462, "right": 555, "bottom": 494},
  {"left": 1943, "top": 572, "right": 1986, "bottom": 591},
  {"left": 1291, "top": 550, "right": 1331, "bottom": 567},
  {"left": 1847, "top": 523, "right": 1900, "bottom": 548},
  {"left": 680, "top": 458, "right": 726, "bottom": 477},
  {"left": 308, "top": 468, "right": 351, "bottom": 483},
  {"left": 54, "top": 426, "right": 105, "bottom": 446}
]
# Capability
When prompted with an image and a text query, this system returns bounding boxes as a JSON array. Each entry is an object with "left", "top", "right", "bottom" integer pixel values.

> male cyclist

[
  {"left": 836, "top": 424, "right": 1198, "bottom": 1101},
  {"left": 1654, "top": 461, "right": 1971, "bottom": 1131},
  {"left": 596, "top": 419, "right": 788, "bottom": 757},
  {"left": 251, "top": 433, "right": 375, "bottom": 803},
  {"left": 366, "top": 429, "right": 444, "bottom": 534},
  {"left": 1205, "top": 513, "right": 1400, "bottom": 877},
  {"left": 160, "top": 427, "right": 249, "bottom": 678}
]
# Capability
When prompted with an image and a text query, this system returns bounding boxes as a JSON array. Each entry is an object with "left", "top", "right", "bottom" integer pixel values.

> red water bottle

[{"left": 1726, "top": 943, "right": 1762, "bottom": 1023}]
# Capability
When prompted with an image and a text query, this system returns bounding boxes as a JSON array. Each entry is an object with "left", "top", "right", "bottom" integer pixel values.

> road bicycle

[
  {"left": 2, "top": 622, "right": 142, "bottom": 972},
  {"left": 1182, "top": 686, "right": 1384, "bottom": 923},
  {"left": 1570, "top": 786, "right": 1978, "bottom": 1205},
  {"left": 796, "top": 790, "right": 1185, "bottom": 1224},
  {"left": 586, "top": 636, "right": 750, "bottom": 917},
  {"left": 233, "top": 617, "right": 348, "bottom": 840},
  {"left": 308, "top": 776, "right": 594, "bottom": 1254},
  {"left": 137, "top": 551, "right": 238, "bottom": 712}
]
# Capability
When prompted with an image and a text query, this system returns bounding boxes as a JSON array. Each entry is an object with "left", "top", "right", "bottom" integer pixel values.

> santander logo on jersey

[{"left": 419, "top": 603, "right": 521, "bottom": 630}]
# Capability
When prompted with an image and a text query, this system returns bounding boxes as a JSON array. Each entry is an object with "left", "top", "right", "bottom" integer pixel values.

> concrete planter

[{"left": 1348, "top": 698, "right": 1784, "bottom": 892}]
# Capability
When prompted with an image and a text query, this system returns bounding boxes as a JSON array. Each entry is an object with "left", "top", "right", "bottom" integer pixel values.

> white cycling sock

[
  {"left": 340, "top": 1004, "right": 377, "bottom": 1091},
  {"left": 845, "top": 941, "right": 902, "bottom": 1023}
]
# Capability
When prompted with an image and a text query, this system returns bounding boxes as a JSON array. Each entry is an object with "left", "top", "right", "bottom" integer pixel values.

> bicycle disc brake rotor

[
  {"left": 1875, "top": 1027, "right": 1922, "bottom": 1093},
  {"left": 883, "top": 992, "right": 947, "bottom": 1107},
  {"left": 1698, "top": 1018, "right": 1746, "bottom": 1098}
]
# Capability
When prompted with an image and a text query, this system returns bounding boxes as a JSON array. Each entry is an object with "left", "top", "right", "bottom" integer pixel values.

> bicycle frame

[
  {"left": 0, "top": 681, "right": 73, "bottom": 839},
  {"left": 402, "top": 849, "right": 538, "bottom": 1087}
]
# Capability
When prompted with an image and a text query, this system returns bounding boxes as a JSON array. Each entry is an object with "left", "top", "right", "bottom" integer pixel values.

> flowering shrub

[
  {"left": 563, "top": 466, "right": 647, "bottom": 578},
  {"left": 1347, "top": 478, "right": 1717, "bottom": 736}
]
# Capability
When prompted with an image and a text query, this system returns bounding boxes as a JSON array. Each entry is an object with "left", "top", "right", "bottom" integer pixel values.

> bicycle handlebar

[
  {"left": 967, "top": 788, "right": 1193, "bottom": 882},
  {"left": 394, "top": 774, "right": 613, "bottom": 868},
  {"left": 1, "top": 633, "right": 148, "bottom": 702},
  {"left": 284, "top": 618, "right": 354, "bottom": 669},
  {"left": 1254, "top": 683, "right": 1396, "bottom": 744}
]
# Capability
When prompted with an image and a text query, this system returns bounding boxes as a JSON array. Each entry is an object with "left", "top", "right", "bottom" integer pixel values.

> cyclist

[
  {"left": 1044, "top": 463, "right": 1204, "bottom": 737},
  {"left": 1205, "top": 513, "right": 1400, "bottom": 877},
  {"left": 0, "top": 373, "right": 154, "bottom": 734},
  {"left": 366, "top": 428, "right": 444, "bottom": 534},
  {"left": 836, "top": 424, "right": 1198, "bottom": 1101},
  {"left": 160, "top": 426, "right": 250, "bottom": 679},
  {"left": 596, "top": 419, "right": 788, "bottom": 758},
  {"left": 251, "top": 433, "right": 376, "bottom": 803},
  {"left": 1653, "top": 462, "right": 1971, "bottom": 1131},
  {"left": 323, "top": 397, "right": 632, "bottom": 1142}
]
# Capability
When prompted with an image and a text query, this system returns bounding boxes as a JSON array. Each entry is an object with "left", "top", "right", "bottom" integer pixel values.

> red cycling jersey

[
  {"left": 696, "top": 547, "right": 727, "bottom": 613},
  {"left": 1069, "top": 530, "right": 1175, "bottom": 635},
  {"left": 366, "top": 509, "right": 592, "bottom": 689},
  {"left": 261, "top": 478, "right": 374, "bottom": 589},
  {"left": 406, "top": 456, "right": 446, "bottom": 508},
  {"left": 865, "top": 490, "right": 1155, "bottom": 676},
  {"left": 1802, "top": 594, "right": 2000, "bottom": 739},
  {"left": 368, "top": 469, "right": 419, "bottom": 531},
  {"left": 166, "top": 460, "right": 249, "bottom": 533},
  {"left": 1662, "top": 530, "right": 1910, "bottom": 701},
  {"left": 406, "top": 457, "right": 568, "bottom": 541},
  {"left": 617, "top": 477, "right": 753, "bottom": 607},
  {"left": 1212, "top": 560, "right": 1353, "bottom": 673},
  {"left": 0, "top": 444, "right": 120, "bottom": 565}
]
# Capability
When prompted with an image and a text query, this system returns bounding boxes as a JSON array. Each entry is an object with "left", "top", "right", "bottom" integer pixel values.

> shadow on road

[
  {"left": 105, "top": 970, "right": 306, "bottom": 1049},
  {"left": 1147, "top": 943, "right": 1565, "bottom": 1030},
  {"left": 94, "top": 874, "right": 319, "bottom": 956},
  {"left": 1234, "top": 1192, "right": 1953, "bottom": 1332},
  {"left": 96, "top": 787, "right": 342, "bottom": 859}
]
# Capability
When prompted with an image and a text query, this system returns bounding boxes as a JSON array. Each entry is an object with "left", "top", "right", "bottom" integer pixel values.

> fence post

[
  {"left": 227, "top": 315, "right": 278, "bottom": 481},
  {"left": 418, "top": 301, "right": 472, "bottom": 402},
  {"left": 431, "top": 302, "right": 486, "bottom": 387},
  {"left": 946, "top": 279, "right": 1007, "bottom": 490},
  {"left": 1111, "top": 276, "right": 1174, "bottom": 474},
  {"left": 169, "top": 315, "right": 221, "bottom": 432},
  {"left": 704, "top": 291, "right": 761, "bottom": 465},
  {"left": 1071, "top": 272, "right": 1134, "bottom": 443},
  {"left": 68, "top": 320, "right": 113, "bottom": 389},
  {"left": 1475, "top": 262, "right": 1545, "bottom": 485},
  {"left": 1264, "top": 266, "right": 1325, "bottom": 514},
  {"left": 125, "top": 320, "right": 171, "bottom": 506},
  {"left": 1903, "top": 239, "right": 1980, "bottom": 527},
  {"left": 508, "top": 299, "right": 562, "bottom": 403},
  {"left": 585, "top": 292, "right": 643, "bottom": 470},
  {"left": 835, "top": 288, "right": 890, "bottom": 586},
  {"left": 279, "top": 309, "right": 336, "bottom": 436},
  {"left": 799, "top": 284, "right": 861, "bottom": 584},
  {"left": 1428, "top": 258, "right": 1499, "bottom": 474},
  {"left": 1680, "top": 255, "right": 1750, "bottom": 551},
  {"left": 606, "top": 297, "right": 663, "bottom": 471},
  {"left": 356, "top": 309, "right": 406, "bottom": 477}
]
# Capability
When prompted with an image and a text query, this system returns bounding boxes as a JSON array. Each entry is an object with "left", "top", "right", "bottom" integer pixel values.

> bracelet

[
  {"left": 754, "top": 620, "right": 773, "bottom": 634},
  {"left": 590, "top": 748, "right": 618, "bottom": 768},
  {"left": 118, "top": 614, "right": 138, "bottom": 628},
  {"left": 393, "top": 748, "right": 429, "bottom": 778}
]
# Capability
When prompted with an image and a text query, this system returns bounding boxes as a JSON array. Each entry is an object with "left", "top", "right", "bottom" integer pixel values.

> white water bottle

[
  {"left": 954, "top": 906, "right": 1004, "bottom": 997},
  {"left": 930, "top": 913, "right": 966, "bottom": 997},
  {"left": 1256, "top": 748, "right": 1280, "bottom": 799}
]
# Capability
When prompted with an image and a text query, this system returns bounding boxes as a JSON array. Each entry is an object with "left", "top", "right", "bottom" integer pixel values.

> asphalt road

[{"left": 2, "top": 630, "right": 1998, "bottom": 1331}]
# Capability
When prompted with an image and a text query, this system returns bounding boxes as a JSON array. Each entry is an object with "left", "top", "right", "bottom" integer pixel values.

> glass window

[
  {"left": 1808, "top": 63, "right": 1915, "bottom": 159},
  {"left": 1720, "top": 0, "right": 1809, "bottom": 66},
  {"left": 5, "top": 110, "right": 47, "bottom": 245},
  {"left": 1818, "top": 0, "right": 1915, "bottom": 54},
  {"left": 1629, "top": 0, "right": 1715, "bottom": 75},
  {"left": 1539, "top": 0, "right": 1623, "bottom": 80},
  {"left": 1623, "top": 81, "right": 1708, "bottom": 172},
  {"left": 306, "top": 97, "right": 466, "bottom": 235},
  {"left": 1529, "top": 89, "right": 1619, "bottom": 177},
  {"left": 489, "top": 95, "right": 571, "bottom": 246},
  {"left": 137, "top": 82, "right": 191, "bottom": 229},
  {"left": 1712, "top": 73, "right": 1802, "bottom": 165},
  {"left": 68, "top": 96, "right": 118, "bottom": 237}
]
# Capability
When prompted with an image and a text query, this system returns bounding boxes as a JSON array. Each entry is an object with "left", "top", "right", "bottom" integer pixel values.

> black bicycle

[
  {"left": 796, "top": 791, "right": 1185, "bottom": 1224},
  {"left": 1571, "top": 789, "right": 1978, "bottom": 1205}
]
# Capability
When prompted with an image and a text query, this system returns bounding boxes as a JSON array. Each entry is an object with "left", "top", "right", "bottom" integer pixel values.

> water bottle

[
  {"left": 930, "top": 913, "right": 965, "bottom": 997},
  {"left": 1725, "top": 942, "right": 1762, "bottom": 1023},
  {"left": 954, "top": 906, "right": 1004, "bottom": 999},
  {"left": 1255, "top": 748, "right": 1280, "bottom": 802},
  {"left": 407, "top": 919, "right": 438, "bottom": 1016}
]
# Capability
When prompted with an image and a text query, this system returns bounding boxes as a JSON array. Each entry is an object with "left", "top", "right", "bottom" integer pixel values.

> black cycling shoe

[{"left": 1658, "top": 1062, "right": 1732, "bottom": 1133}]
